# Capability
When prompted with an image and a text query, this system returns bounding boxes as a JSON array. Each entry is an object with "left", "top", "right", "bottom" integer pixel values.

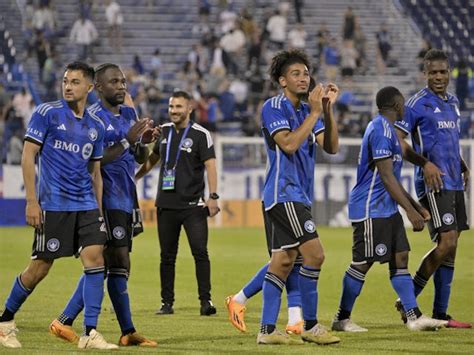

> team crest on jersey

[
  {"left": 82, "top": 143, "right": 93, "bottom": 160},
  {"left": 375, "top": 243, "right": 387, "bottom": 256},
  {"left": 304, "top": 220, "right": 316, "bottom": 233},
  {"left": 113, "top": 226, "right": 126, "bottom": 240},
  {"left": 47, "top": 238, "right": 60, "bottom": 252},
  {"left": 88, "top": 128, "right": 98, "bottom": 141},
  {"left": 442, "top": 213, "right": 454, "bottom": 225},
  {"left": 182, "top": 138, "right": 193, "bottom": 150}
]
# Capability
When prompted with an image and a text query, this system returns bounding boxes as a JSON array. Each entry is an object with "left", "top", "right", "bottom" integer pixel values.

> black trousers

[{"left": 157, "top": 206, "right": 211, "bottom": 305}]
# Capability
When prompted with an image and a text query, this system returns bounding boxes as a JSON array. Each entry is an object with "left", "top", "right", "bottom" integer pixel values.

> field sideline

[{"left": 0, "top": 226, "right": 473, "bottom": 354}]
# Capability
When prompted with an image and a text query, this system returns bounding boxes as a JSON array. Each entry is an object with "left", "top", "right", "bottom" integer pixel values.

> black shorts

[
  {"left": 264, "top": 202, "right": 318, "bottom": 252},
  {"left": 31, "top": 209, "right": 107, "bottom": 260},
  {"left": 352, "top": 212, "right": 410, "bottom": 264},
  {"left": 420, "top": 190, "right": 469, "bottom": 241},
  {"left": 104, "top": 209, "right": 133, "bottom": 250}
]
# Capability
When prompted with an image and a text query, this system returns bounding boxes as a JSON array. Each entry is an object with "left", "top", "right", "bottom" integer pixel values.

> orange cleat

[
  {"left": 49, "top": 319, "right": 79, "bottom": 344},
  {"left": 119, "top": 332, "right": 157, "bottom": 347},
  {"left": 285, "top": 321, "right": 304, "bottom": 335},
  {"left": 225, "top": 295, "right": 247, "bottom": 332}
]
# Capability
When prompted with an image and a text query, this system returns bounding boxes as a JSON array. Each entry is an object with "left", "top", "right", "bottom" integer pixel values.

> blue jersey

[
  {"left": 349, "top": 115, "right": 403, "bottom": 221},
  {"left": 395, "top": 88, "right": 463, "bottom": 197},
  {"left": 261, "top": 94, "right": 325, "bottom": 209},
  {"left": 24, "top": 100, "right": 105, "bottom": 211},
  {"left": 88, "top": 101, "right": 138, "bottom": 214}
]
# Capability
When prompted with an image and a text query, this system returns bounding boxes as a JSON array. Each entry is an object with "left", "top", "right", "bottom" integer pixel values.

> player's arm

[
  {"left": 315, "top": 83, "right": 339, "bottom": 154},
  {"left": 395, "top": 123, "right": 444, "bottom": 192},
  {"left": 461, "top": 157, "right": 470, "bottom": 191},
  {"left": 88, "top": 160, "right": 103, "bottom": 213},
  {"left": 204, "top": 158, "right": 219, "bottom": 217},
  {"left": 274, "top": 84, "right": 324, "bottom": 154},
  {"left": 135, "top": 151, "right": 160, "bottom": 180},
  {"left": 375, "top": 157, "right": 426, "bottom": 231},
  {"left": 22, "top": 141, "right": 42, "bottom": 228}
]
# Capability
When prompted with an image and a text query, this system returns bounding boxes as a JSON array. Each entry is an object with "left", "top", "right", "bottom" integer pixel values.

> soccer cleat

[
  {"left": 225, "top": 295, "right": 247, "bottom": 332},
  {"left": 285, "top": 321, "right": 304, "bottom": 335},
  {"left": 119, "top": 332, "right": 157, "bottom": 347},
  {"left": 156, "top": 303, "right": 174, "bottom": 315},
  {"left": 331, "top": 319, "right": 368, "bottom": 332},
  {"left": 395, "top": 299, "right": 407, "bottom": 324},
  {"left": 301, "top": 323, "right": 341, "bottom": 345},
  {"left": 406, "top": 315, "right": 448, "bottom": 331},
  {"left": 49, "top": 319, "right": 79, "bottom": 344},
  {"left": 78, "top": 329, "right": 119, "bottom": 350},
  {"left": 200, "top": 300, "right": 217, "bottom": 316},
  {"left": 257, "top": 329, "right": 304, "bottom": 345},
  {"left": 433, "top": 314, "right": 472, "bottom": 329},
  {"left": 0, "top": 320, "right": 21, "bottom": 348}
]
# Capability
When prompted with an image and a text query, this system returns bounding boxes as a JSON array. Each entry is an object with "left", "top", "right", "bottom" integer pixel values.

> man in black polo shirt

[{"left": 136, "top": 90, "right": 220, "bottom": 316}]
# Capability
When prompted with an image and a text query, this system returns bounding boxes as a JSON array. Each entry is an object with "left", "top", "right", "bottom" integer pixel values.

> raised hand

[
  {"left": 308, "top": 83, "right": 324, "bottom": 114},
  {"left": 126, "top": 118, "right": 152, "bottom": 144}
]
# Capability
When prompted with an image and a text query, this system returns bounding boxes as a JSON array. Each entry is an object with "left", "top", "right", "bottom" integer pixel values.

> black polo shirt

[{"left": 152, "top": 121, "right": 215, "bottom": 209}]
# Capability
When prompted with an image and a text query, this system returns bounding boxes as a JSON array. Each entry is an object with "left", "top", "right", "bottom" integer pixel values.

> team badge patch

[
  {"left": 442, "top": 213, "right": 454, "bottom": 225},
  {"left": 304, "top": 220, "right": 316, "bottom": 233},
  {"left": 82, "top": 143, "right": 93, "bottom": 160},
  {"left": 181, "top": 138, "right": 193, "bottom": 152},
  {"left": 113, "top": 226, "right": 126, "bottom": 240},
  {"left": 47, "top": 238, "right": 60, "bottom": 252},
  {"left": 375, "top": 243, "right": 387, "bottom": 256},
  {"left": 88, "top": 128, "right": 98, "bottom": 141}
]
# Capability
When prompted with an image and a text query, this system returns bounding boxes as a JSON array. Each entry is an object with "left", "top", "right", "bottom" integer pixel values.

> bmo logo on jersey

[
  {"left": 53, "top": 139, "right": 80, "bottom": 153},
  {"left": 437, "top": 121, "right": 456, "bottom": 129}
]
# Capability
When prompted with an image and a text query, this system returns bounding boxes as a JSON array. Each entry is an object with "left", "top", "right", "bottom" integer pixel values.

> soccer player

[
  {"left": 394, "top": 49, "right": 471, "bottom": 328},
  {"left": 48, "top": 63, "right": 158, "bottom": 347},
  {"left": 136, "top": 90, "right": 220, "bottom": 316},
  {"left": 256, "top": 49, "right": 340, "bottom": 345},
  {"left": 331, "top": 86, "right": 448, "bottom": 332},
  {"left": 0, "top": 62, "right": 118, "bottom": 350}
]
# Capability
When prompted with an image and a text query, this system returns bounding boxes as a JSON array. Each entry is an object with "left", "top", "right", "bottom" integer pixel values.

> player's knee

[
  {"left": 161, "top": 252, "right": 177, "bottom": 264},
  {"left": 437, "top": 231, "right": 458, "bottom": 257}
]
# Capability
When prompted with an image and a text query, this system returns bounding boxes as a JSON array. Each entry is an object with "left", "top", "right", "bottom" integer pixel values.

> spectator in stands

[
  {"left": 229, "top": 75, "right": 248, "bottom": 114},
  {"left": 340, "top": 40, "right": 357, "bottom": 82},
  {"left": 150, "top": 48, "right": 163, "bottom": 76},
  {"left": 315, "top": 22, "right": 330, "bottom": 64},
  {"left": 198, "top": 0, "right": 211, "bottom": 22},
  {"left": 342, "top": 6, "right": 356, "bottom": 40},
  {"left": 288, "top": 22, "right": 307, "bottom": 50},
  {"left": 32, "top": 2, "right": 56, "bottom": 38},
  {"left": 203, "top": 66, "right": 227, "bottom": 95},
  {"left": 105, "top": 0, "right": 123, "bottom": 51},
  {"left": 133, "top": 54, "right": 146, "bottom": 75},
  {"left": 376, "top": 24, "right": 391, "bottom": 74},
  {"left": 417, "top": 40, "right": 432, "bottom": 72},
  {"left": 293, "top": 0, "right": 304, "bottom": 23},
  {"left": 240, "top": 8, "right": 258, "bottom": 39},
  {"left": 42, "top": 51, "right": 60, "bottom": 101},
  {"left": 454, "top": 60, "right": 471, "bottom": 111},
  {"left": 209, "top": 40, "right": 227, "bottom": 72},
  {"left": 12, "top": 88, "right": 33, "bottom": 128},
  {"left": 335, "top": 86, "right": 354, "bottom": 135},
  {"left": 34, "top": 30, "right": 50, "bottom": 83},
  {"left": 322, "top": 38, "right": 339, "bottom": 82},
  {"left": 219, "top": 3, "right": 237, "bottom": 34},
  {"left": 266, "top": 9, "right": 287, "bottom": 50},
  {"left": 353, "top": 21, "right": 367, "bottom": 74},
  {"left": 69, "top": 14, "right": 98, "bottom": 60},
  {"left": 247, "top": 31, "right": 263, "bottom": 67},
  {"left": 220, "top": 27, "right": 246, "bottom": 75}
]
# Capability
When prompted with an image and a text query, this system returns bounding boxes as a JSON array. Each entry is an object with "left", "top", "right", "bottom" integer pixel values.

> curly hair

[
  {"left": 269, "top": 49, "right": 311, "bottom": 85},
  {"left": 423, "top": 49, "right": 449, "bottom": 70}
]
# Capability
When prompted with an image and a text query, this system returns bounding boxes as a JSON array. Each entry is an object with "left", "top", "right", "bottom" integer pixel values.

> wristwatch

[{"left": 209, "top": 192, "right": 220, "bottom": 200}]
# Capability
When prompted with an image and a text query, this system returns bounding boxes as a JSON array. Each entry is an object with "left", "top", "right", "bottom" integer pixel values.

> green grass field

[{"left": 0, "top": 226, "right": 473, "bottom": 354}]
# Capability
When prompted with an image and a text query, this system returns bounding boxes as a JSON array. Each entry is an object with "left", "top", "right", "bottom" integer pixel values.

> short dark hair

[
  {"left": 376, "top": 86, "right": 403, "bottom": 110},
  {"left": 94, "top": 63, "right": 121, "bottom": 82},
  {"left": 269, "top": 49, "right": 311, "bottom": 85},
  {"left": 65, "top": 61, "right": 95, "bottom": 81},
  {"left": 423, "top": 49, "right": 449, "bottom": 70},
  {"left": 171, "top": 90, "right": 192, "bottom": 101}
]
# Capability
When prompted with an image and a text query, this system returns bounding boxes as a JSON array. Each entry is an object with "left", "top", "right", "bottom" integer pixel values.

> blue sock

[
  {"left": 107, "top": 271, "right": 135, "bottom": 335},
  {"left": 61, "top": 275, "right": 85, "bottom": 323},
  {"left": 2, "top": 276, "right": 33, "bottom": 320},
  {"left": 299, "top": 266, "right": 320, "bottom": 330},
  {"left": 433, "top": 263, "right": 454, "bottom": 316},
  {"left": 336, "top": 266, "right": 366, "bottom": 320},
  {"left": 413, "top": 271, "right": 428, "bottom": 297},
  {"left": 286, "top": 264, "right": 301, "bottom": 308},
  {"left": 391, "top": 270, "right": 418, "bottom": 312},
  {"left": 261, "top": 272, "right": 285, "bottom": 327},
  {"left": 83, "top": 267, "right": 105, "bottom": 334},
  {"left": 242, "top": 263, "right": 268, "bottom": 298}
]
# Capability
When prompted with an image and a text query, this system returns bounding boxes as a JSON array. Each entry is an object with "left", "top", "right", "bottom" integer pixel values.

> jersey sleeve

[
  {"left": 261, "top": 101, "right": 290, "bottom": 137},
  {"left": 395, "top": 105, "right": 416, "bottom": 135},
  {"left": 198, "top": 129, "right": 216, "bottom": 162},
  {"left": 91, "top": 122, "right": 105, "bottom": 161},
  {"left": 370, "top": 125, "right": 393, "bottom": 160},
  {"left": 24, "top": 107, "right": 50, "bottom": 145}
]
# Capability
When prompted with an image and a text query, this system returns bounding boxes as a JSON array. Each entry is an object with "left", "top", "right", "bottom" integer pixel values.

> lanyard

[{"left": 164, "top": 122, "right": 191, "bottom": 170}]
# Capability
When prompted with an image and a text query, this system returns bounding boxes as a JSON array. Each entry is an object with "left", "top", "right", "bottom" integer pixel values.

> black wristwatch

[{"left": 209, "top": 192, "right": 220, "bottom": 200}]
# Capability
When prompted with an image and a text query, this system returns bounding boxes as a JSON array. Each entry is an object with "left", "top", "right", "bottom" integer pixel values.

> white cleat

[
  {"left": 406, "top": 315, "right": 448, "bottom": 331},
  {"left": 78, "top": 329, "right": 119, "bottom": 350},
  {"left": 0, "top": 320, "right": 22, "bottom": 348},
  {"left": 332, "top": 319, "right": 368, "bottom": 332}
]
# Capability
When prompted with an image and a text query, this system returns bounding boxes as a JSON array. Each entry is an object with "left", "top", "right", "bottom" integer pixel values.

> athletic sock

[
  {"left": 335, "top": 266, "right": 366, "bottom": 321},
  {"left": 107, "top": 269, "right": 135, "bottom": 336},
  {"left": 241, "top": 263, "right": 269, "bottom": 300},
  {"left": 261, "top": 272, "right": 285, "bottom": 332},
  {"left": 299, "top": 265, "right": 320, "bottom": 331},
  {"left": 413, "top": 271, "right": 428, "bottom": 297},
  {"left": 433, "top": 262, "right": 455, "bottom": 316},
  {"left": 1, "top": 275, "right": 33, "bottom": 322},
  {"left": 391, "top": 269, "right": 418, "bottom": 312},
  {"left": 60, "top": 275, "right": 85, "bottom": 325},
  {"left": 287, "top": 264, "right": 302, "bottom": 325},
  {"left": 83, "top": 266, "right": 105, "bottom": 334}
]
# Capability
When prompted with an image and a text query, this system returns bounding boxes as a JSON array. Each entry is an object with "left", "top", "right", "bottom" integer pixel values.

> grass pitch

[{"left": 0, "top": 226, "right": 473, "bottom": 354}]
